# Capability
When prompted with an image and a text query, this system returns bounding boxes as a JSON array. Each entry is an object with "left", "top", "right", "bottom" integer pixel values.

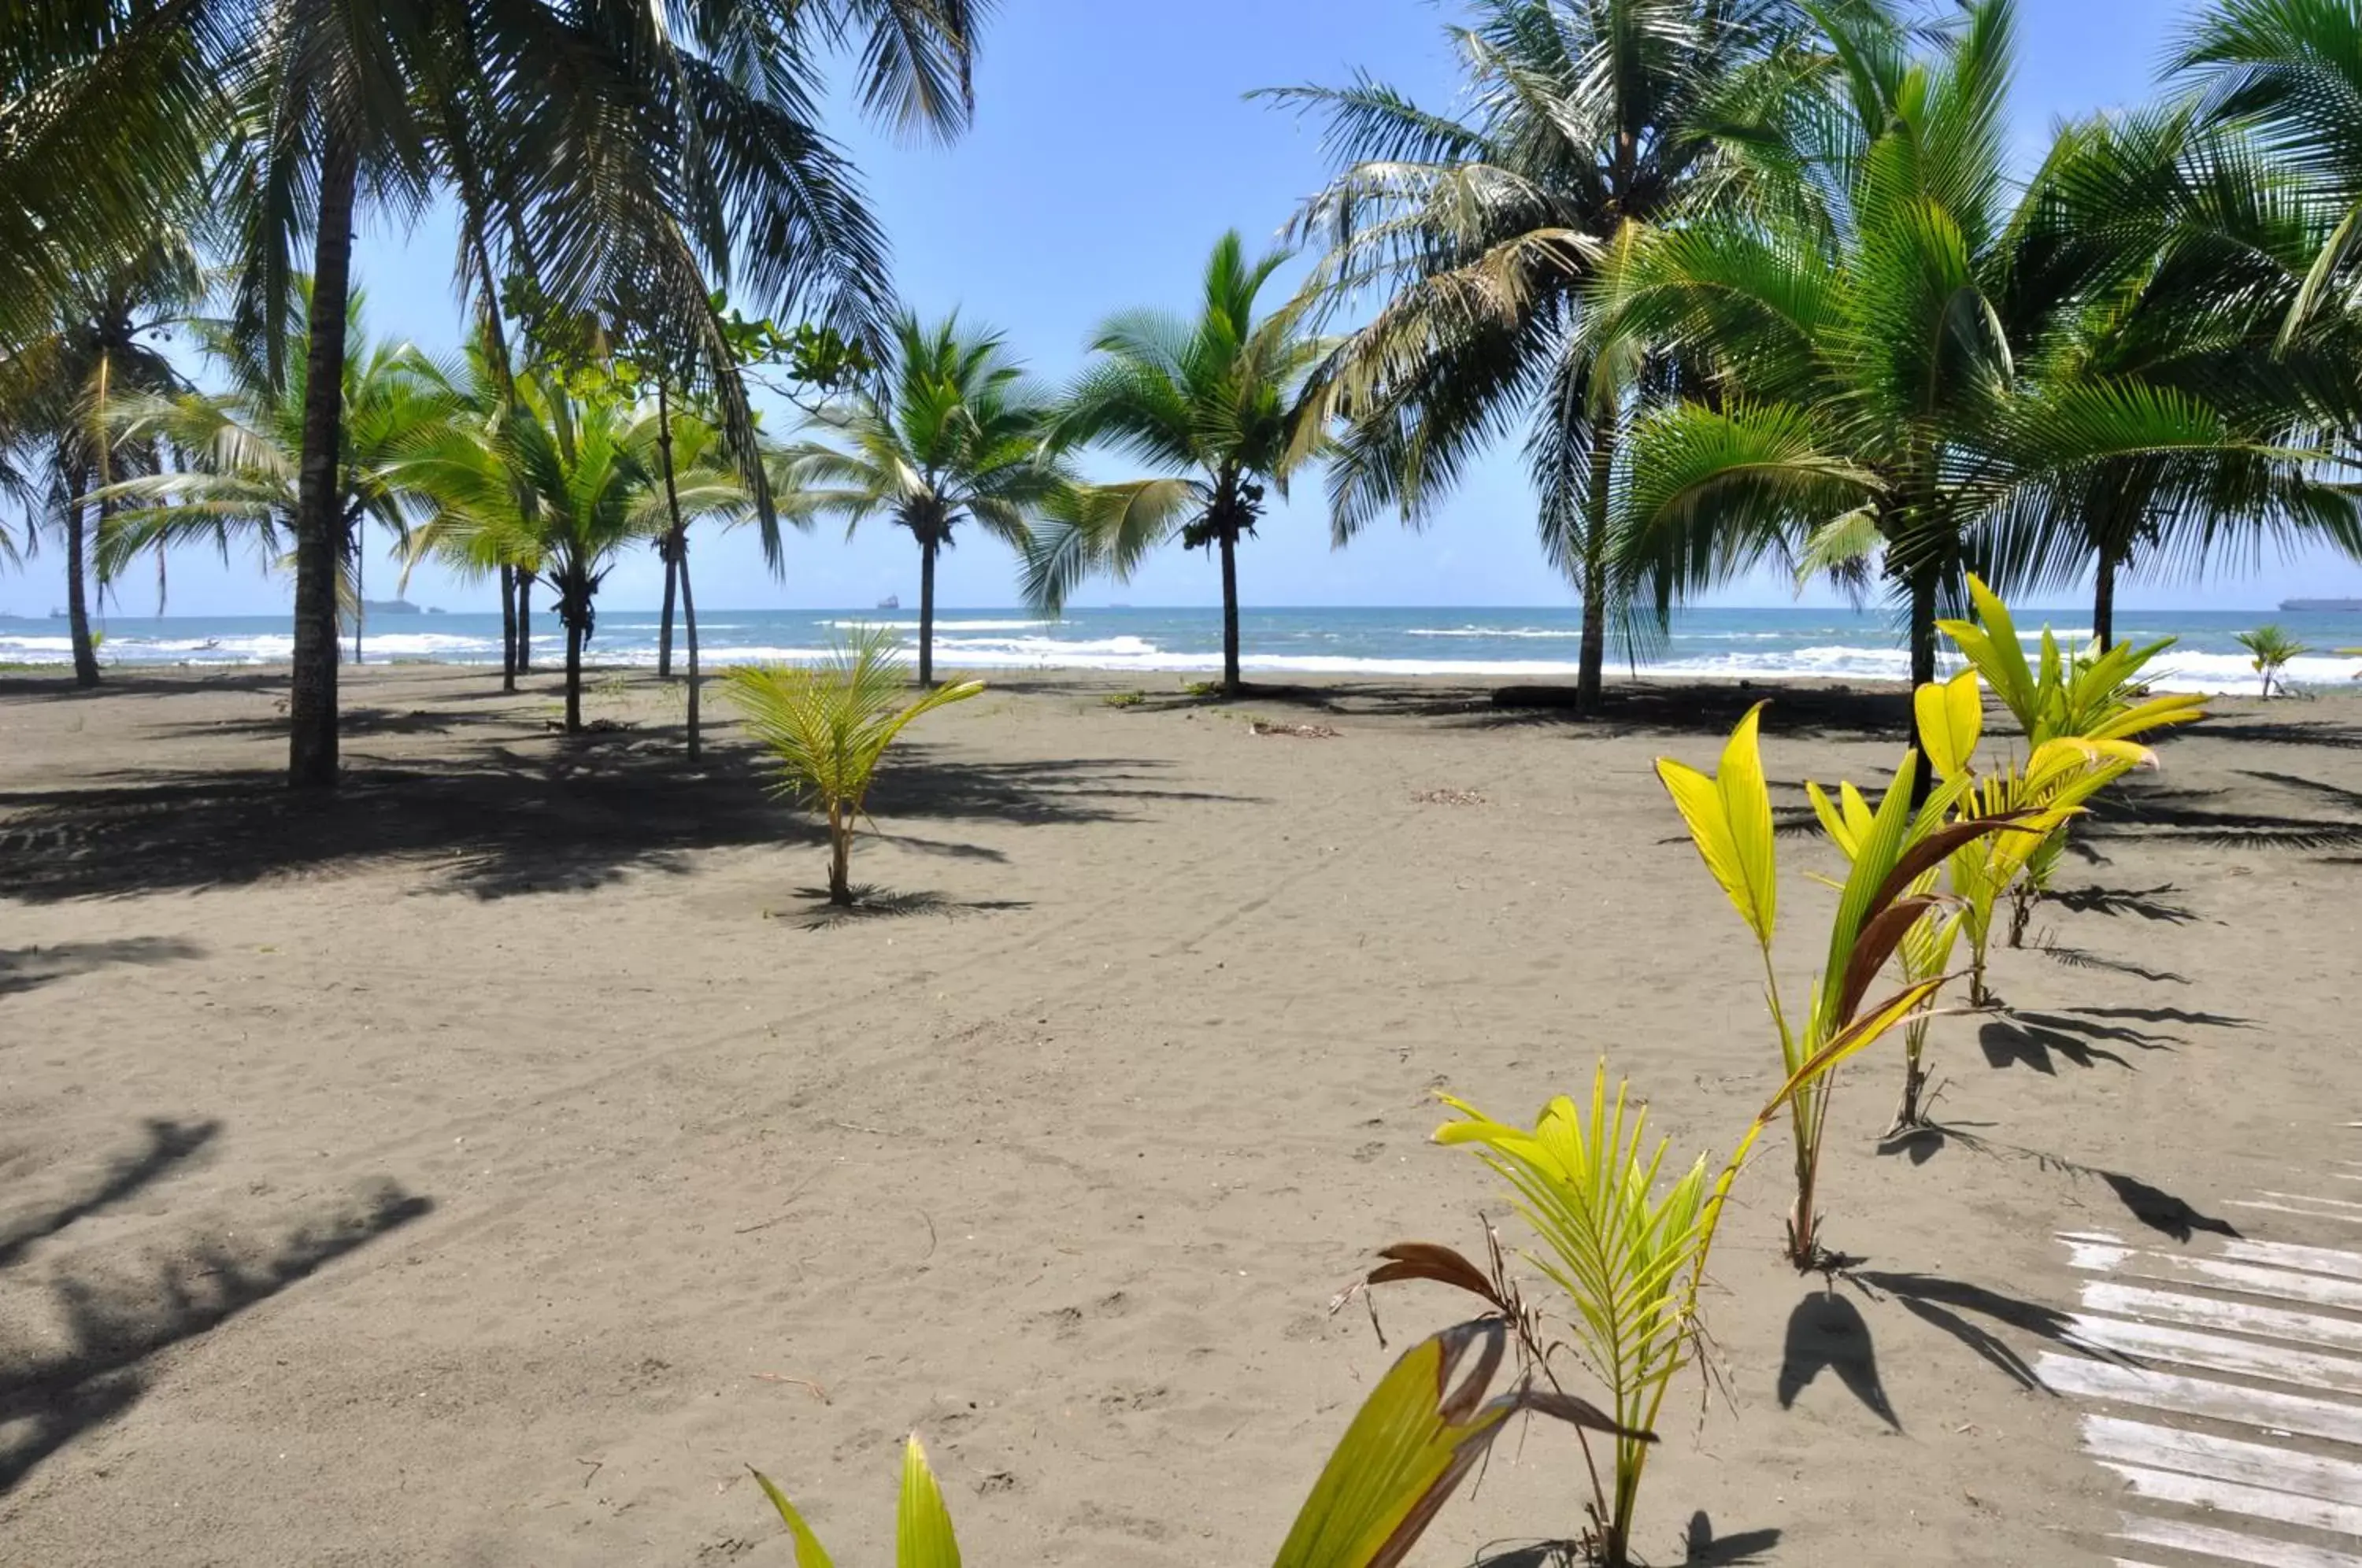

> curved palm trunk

[
  {"left": 500, "top": 564, "right": 517, "bottom": 691},
  {"left": 353, "top": 524, "right": 365, "bottom": 666},
  {"left": 288, "top": 128, "right": 361, "bottom": 790},
  {"left": 63, "top": 462, "right": 100, "bottom": 687},
  {"left": 1907, "top": 564, "right": 1939, "bottom": 803},
  {"left": 1217, "top": 526, "right": 1242, "bottom": 696},
  {"left": 2093, "top": 548, "right": 2117, "bottom": 652},
  {"left": 918, "top": 537, "right": 938, "bottom": 688},
  {"left": 1575, "top": 416, "right": 1619, "bottom": 716}
]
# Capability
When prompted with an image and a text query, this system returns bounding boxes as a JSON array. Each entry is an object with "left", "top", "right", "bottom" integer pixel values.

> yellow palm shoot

[{"left": 724, "top": 628, "right": 983, "bottom": 904}]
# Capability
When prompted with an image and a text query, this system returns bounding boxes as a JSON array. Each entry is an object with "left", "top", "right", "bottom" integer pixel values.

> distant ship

[
  {"left": 2280, "top": 598, "right": 2362, "bottom": 612},
  {"left": 876, "top": 594, "right": 900, "bottom": 610},
  {"left": 363, "top": 597, "right": 423, "bottom": 615}
]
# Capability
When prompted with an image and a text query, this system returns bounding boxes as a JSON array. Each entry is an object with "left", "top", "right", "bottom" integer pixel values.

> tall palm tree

[
  {"left": 780, "top": 313, "right": 1068, "bottom": 687},
  {"left": 1267, "top": 0, "right": 1809, "bottom": 713},
  {"left": 0, "top": 236, "right": 201, "bottom": 685},
  {"left": 95, "top": 301, "right": 460, "bottom": 657},
  {"left": 1594, "top": 0, "right": 2316, "bottom": 748},
  {"left": 397, "top": 373, "right": 670, "bottom": 732},
  {"left": 1024, "top": 233, "right": 1332, "bottom": 697},
  {"left": 198, "top": 0, "right": 983, "bottom": 788},
  {"left": 1980, "top": 108, "right": 2362, "bottom": 646}
]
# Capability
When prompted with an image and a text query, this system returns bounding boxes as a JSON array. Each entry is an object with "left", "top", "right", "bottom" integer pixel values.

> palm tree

[
  {"left": 0, "top": 236, "right": 201, "bottom": 685},
  {"left": 0, "top": 0, "right": 220, "bottom": 355},
  {"left": 194, "top": 0, "right": 982, "bottom": 788},
  {"left": 1595, "top": 0, "right": 2321, "bottom": 753},
  {"left": 1979, "top": 109, "right": 2362, "bottom": 646},
  {"left": 779, "top": 314, "right": 1069, "bottom": 688},
  {"left": 1267, "top": 0, "right": 1809, "bottom": 714},
  {"left": 1024, "top": 233, "right": 1333, "bottom": 697},
  {"left": 398, "top": 372, "right": 691, "bottom": 731},
  {"left": 95, "top": 302, "right": 459, "bottom": 658}
]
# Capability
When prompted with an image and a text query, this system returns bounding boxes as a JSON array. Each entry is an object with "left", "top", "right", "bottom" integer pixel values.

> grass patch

[{"left": 1101, "top": 690, "right": 1146, "bottom": 708}]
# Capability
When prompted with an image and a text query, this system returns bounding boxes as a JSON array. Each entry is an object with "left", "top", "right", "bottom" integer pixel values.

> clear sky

[{"left": 56, "top": 0, "right": 2362, "bottom": 617}]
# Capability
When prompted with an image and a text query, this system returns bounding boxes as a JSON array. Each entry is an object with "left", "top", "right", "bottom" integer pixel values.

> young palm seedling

[
  {"left": 2235, "top": 624, "right": 2308, "bottom": 698},
  {"left": 724, "top": 628, "right": 983, "bottom": 905},
  {"left": 752, "top": 1315, "right": 1645, "bottom": 1567},
  {"left": 1659, "top": 704, "right": 2032, "bottom": 1268}
]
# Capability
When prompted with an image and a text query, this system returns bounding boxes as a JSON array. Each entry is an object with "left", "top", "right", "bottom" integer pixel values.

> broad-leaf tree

[{"left": 1027, "top": 232, "right": 1332, "bottom": 696}]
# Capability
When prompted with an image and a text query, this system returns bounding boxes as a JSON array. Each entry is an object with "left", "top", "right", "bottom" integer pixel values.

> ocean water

[{"left": 4, "top": 604, "right": 2360, "bottom": 693}]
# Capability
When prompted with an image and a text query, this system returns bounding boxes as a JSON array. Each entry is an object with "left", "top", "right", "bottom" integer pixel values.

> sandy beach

[{"left": 2, "top": 663, "right": 2358, "bottom": 1566}]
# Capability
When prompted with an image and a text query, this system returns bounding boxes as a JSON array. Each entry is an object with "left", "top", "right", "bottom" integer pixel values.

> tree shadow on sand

[
  {"left": 1778, "top": 1290, "right": 1897, "bottom": 1429},
  {"left": 1846, "top": 1270, "right": 2120, "bottom": 1394},
  {"left": 1978, "top": 1008, "right": 2179, "bottom": 1074},
  {"left": 1874, "top": 1126, "right": 2241, "bottom": 1244},
  {"left": 1454, "top": 682, "right": 1912, "bottom": 741},
  {"left": 0, "top": 737, "right": 1253, "bottom": 902},
  {"left": 0, "top": 1119, "right": 431, "bottom": 1492},
  {"left": 787, "top": 885, "right": 1033, "bottom": 931},
  {"left": 0, "top": 937, "right": 205, "bottom": 997}
]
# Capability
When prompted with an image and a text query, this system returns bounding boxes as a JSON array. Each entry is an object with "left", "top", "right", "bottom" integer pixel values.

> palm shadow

[
  {"left": 0, "top": 736, "right": 1244, "bottom": 901},
  {"left": 2099, "top": 1171, "right": 2240, "bottom": 1242},
  {"left": 0, "top": 937, "right": 205, "bottom": 997},
  {"left": 2037, "top": 944, "right": 2190, "bottom": 986},
  {"left": 1846, "top": 1270, "right": 2111, "bottom": 1394},
  {"left": 1778, "top": 1290, "right": 1897, "bottom": 1429},
  {"left": 0, "top": 1180, "right": 431, "bottom": 1492},
  {"left": 0, "top": 1119, "right": 220, "bottom": 1267},
  {"left": 790, "top": 885, "right": 1032, "bottom": 930},
  {"left": 2043, "top": 884, "right": 2197, "bottom": 924},
  {"left": 1683, "top": 1513, "right": 1783, "bottom": 1566}
]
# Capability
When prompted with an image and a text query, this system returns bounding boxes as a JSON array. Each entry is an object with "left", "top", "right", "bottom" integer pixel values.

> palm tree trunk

[
  {"left": 1908, "top": 564, "right": 1938, "bottom": 802},
  {"left": 1575, "top": 415, "right": 1619, "bottom": 716},
  {"left": 354, "top": 521, "right": 365, "bottom": 666},
  {"left": 2094, "top": 549, "right": 2116, "bottom": 652},
  {"left": 564, "top": 601, "right": 583, "bottom": 733},
  {"left": 500, "top": 564, "right": 517, "bottom": 691},
  {"left": 827, "top": 802, "right": 853, "bottom": 904},
  {"left": 516, "top": 571, "right": 533, "bottom": 673},
  {"left": 681, "top": 536, "right": 701, "bottom": 761},
  {"left": 919, "top": 536, "right": 938, "bottom": 688},
  {"left": 1218, "top": 524, "right": 1242, "bottom": 697},
  {"left": 287, "top": 127, "right": 360, "bottom": 790},
  {"left": 657, "top": 543, "right": 678, "bottom": 679},
  {"left": 63, "top": 462, "right": 100, "bottom": 687},
  {"left": 654, "top": 379, "right": 696, "bottom": 752}
]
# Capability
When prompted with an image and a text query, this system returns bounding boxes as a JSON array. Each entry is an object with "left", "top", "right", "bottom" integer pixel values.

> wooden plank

[
  {"left": 2068, "top": 1315, "right": 2362, "bottom": 1397},
  {"left": 2038, "top": 1354, "right": 2362, "bottom": 1448},
  {"left": 2116, "top": 1514, "right": 2362, "bottom": 1568},
  {"left": 2062, "top": 1240, "right": 2362, "bottom": 1313},
  {"left": 2100, "top": 1464, "right": 2362, "bottom": 1538},
  {"left": 2082, "top": 1283, "right": 2362, "bottom": 1355},
  {"left": 2085, "top": 1415, "right": 2362, "bottom": 1509},
  {"left": 2218, "top": 1238, "right": 2362, "bottom": 1285}
]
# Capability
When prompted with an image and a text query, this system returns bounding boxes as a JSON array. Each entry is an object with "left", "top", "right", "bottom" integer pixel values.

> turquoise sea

[{"left": 4, "top": 603, "right": 2360, "bottom": 693}]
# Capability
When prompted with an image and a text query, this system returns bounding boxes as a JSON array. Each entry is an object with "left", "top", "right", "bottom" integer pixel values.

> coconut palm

[
  {"left": 1594, "top": 0, "right": 2318, "bottom": 760},
  {"left": 779, "top": 314, "right": 1069, "bottom": 688},
  {"left": 0, "top": 0, "right": 220, "bottom": 355},
  {"left": 95, "top": 301, "right": 459, "bottom": 660},
  {"left": 2238, "top": 623, "right": 2308, "bottom": 697},
  {"left": 0, "top": 235, "right": 202, "bottom": 685},
  {"left": 396, "top": 372, "right": 679, "bottom": 731},
  {"left": 1025, "top": 233, "right": 1334, "bottom": 697},
  {"left": 725, "top": 627, "right": 985, "bottom": 905},
  {"left": 1267, "top": 0, "right": 1809, "bottom": 713},
  {"left": 1975, "top": 108, "right": 2362, "bottom": 646},
  {"left": 186, "top": 0, "right": 983, "bottom": 789}
]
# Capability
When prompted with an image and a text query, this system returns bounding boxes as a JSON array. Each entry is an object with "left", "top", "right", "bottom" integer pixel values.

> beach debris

[
  {"left": 1249, "top": 719, "right": 1340, "bottom": 738},
  {"left": 1412, "top": 787, "right": 1486, "bottom": 806},
  {"left": 750, "top": 1374, "right": 831, "bottom": 1403}
]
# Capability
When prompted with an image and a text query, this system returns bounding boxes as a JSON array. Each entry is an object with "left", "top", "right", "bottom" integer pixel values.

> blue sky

[{"left": 53, "top": 0, "right": 2362, "bottom": 617}]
